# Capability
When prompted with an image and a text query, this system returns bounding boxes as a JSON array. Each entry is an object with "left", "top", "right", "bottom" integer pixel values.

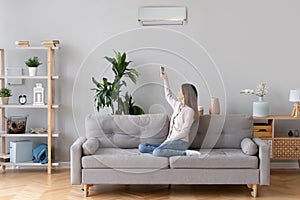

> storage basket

[{"left": 6, "top": 116, "right": 27, "bottom": 134}]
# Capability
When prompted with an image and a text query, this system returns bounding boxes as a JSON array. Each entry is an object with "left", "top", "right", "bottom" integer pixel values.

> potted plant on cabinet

[
  {"left": 25, "top": 56, "right": 42, "bottom": 76},
  {"left": 0, "top": 87, "right": 12, "bottom": 105}
]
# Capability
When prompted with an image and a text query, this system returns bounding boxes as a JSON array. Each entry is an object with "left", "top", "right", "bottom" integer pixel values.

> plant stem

[{"left": 111, "top": 102, "right": 115, "bottom": 115}]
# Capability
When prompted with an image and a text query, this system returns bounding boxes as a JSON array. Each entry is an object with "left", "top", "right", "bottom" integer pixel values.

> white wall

[{"left": 1, "top": 0, "right": 300, "bottom": 161}]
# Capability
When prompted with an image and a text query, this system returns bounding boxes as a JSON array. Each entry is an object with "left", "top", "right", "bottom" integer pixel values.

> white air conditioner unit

[{"left": 138, "top": 6, "right": 187, "bottom": 26}]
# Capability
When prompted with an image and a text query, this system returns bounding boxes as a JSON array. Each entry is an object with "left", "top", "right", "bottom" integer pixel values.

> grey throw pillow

[
  {"left": 82, "top": 137, "right": 100, "bottom": 155},
  {"left": 241, "top": 138, "right": 258, "bottom": 155}
]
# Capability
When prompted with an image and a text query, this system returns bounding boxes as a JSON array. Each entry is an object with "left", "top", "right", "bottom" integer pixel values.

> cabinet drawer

[
  {"left": 253, "top": 131, "right": 272, "bottom": 138},
  {"left": 253, "top": 124, "right": 272, "bottom": 138},
  {"left": 253, "top": 124, "right": 272, "bottom": 132},
  {"left": 273, "top": 139, "right": 300, "bottom": 159}
]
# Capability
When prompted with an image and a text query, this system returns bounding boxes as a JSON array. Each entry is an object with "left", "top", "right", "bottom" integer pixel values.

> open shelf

[
  {"left": 0, "top": 161, "right": 59, "bottom": 167},
  {"left": 0, "top": 75, "right": 59, "bottom": 79},
  {"left": 0, "top": 104, "right": 60, "bottom": 108},
  {"left": 253, "top": 115, "right": 300, "bottom": 120},
  {"left": 14, "top": 46, "right": 60, "bottom": 50},
  {"left": 274, "top": 136, "right": 300, "bottom": 139},
  {"left": 0, "top": 131, "right": 60, "bottom": 138}
]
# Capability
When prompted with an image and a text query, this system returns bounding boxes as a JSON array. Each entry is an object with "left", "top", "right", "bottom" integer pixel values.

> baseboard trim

[
  {"left": 57, "top": 161, "right": 70, "bottom": 169},
  {"left": 4, "top": 161, "right": 299, "bottom": 170},
  {"left": 271, "top": 160, "right": 299, "bottom": 169}
]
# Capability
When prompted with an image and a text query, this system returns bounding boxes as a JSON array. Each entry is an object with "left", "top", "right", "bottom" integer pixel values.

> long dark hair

[{"left": 181, "top": 84, "right": 198, "bottom": 120}]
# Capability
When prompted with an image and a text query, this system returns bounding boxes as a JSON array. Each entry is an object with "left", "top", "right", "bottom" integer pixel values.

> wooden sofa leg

[
  {"left": 252, "top": 184, "right": 258, "bottom": 198},
  {"left": 83, "top": 184, "right": 93, "bottom": 197},
  {"left": 247, "top": 184, "right": 258, "bottom": 197}
]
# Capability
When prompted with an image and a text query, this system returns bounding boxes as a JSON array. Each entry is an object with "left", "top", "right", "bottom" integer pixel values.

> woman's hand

[{"left": 161, "top": 72, "right": 168, "bottom": 80}]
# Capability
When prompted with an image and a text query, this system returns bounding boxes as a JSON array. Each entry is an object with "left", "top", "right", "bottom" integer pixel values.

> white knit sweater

[{"left": 163, "top": 79, "right": 195, "bottom": 143}]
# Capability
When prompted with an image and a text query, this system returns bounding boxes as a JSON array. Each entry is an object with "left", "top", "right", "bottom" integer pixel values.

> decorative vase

[
  {"left": 28, "top": 67, "right": 37, "bottom": 76},
  {"left": 1, "top": 97, "right": 9, "bottom": 105},
  {"left": 294, "top": 129, "right": 299, "bottom": 137},
  {"left": 253, "top": 96, "right": 269, "bottom": 117},
  {"left": 209, "top": 97, "right": 220, "bottom": 115},
  {"left": 288, "top": 130, "right": 293, "bottom": 137}
]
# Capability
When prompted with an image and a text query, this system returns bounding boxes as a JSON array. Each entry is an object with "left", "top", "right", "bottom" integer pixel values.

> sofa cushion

[
  {"left": 82, "top": 137, "right": 100, "bottom": 155},
  {"left": 85, "top": 114, "right": 169, "bottom": 148},
  {"left": 170, "top": 149, "right": 258, "bottom": 169},
  {"left": 241, "top": 138, "right": 258, "bottom": 155},
  {"left": 190, "top": 115, "right": 253, "bottom": 149},
  {"left": 82, "top": 148, "right": 169, "bottom": 169}
]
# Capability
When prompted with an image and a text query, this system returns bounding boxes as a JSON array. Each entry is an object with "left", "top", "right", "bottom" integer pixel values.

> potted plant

[
  {"left": 240, "top": 82, "right": 269, "bottom": 117},
  {"left": 25, "top": 56, "right": 42, "bottom": 76},
  {"left": 0, "top": 87, "right": 12, "bottom": 105},
  {"left": 92, "top": 50, "right": 144, "bottom": 115}
]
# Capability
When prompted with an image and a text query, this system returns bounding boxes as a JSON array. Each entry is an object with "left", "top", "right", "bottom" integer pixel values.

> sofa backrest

[
  {"left": 85, "top": 114, "right": 169, "bottom": 148},
  {"left": 190, "top": 115, "right": 253, "bottom": 149}
]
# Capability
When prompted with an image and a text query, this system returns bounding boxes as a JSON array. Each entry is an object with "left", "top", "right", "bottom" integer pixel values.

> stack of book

[
  {"left": 41, "top": 40, "right": 60, "bottom": 47},
  {"left": 0, "top": 153, "right": 10, "bottom": 162},
  {"left": 15, "top": 40, "right": 30, "bottom": 47}
]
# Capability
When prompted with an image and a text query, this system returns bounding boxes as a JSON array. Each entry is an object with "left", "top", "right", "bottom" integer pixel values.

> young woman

[{"left": 138, "top": 71, "right": 200, "bottom": 157}]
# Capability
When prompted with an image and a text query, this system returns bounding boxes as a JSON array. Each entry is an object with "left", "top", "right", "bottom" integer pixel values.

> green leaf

[
  {"left": 127, "top": 68, "right": 139, "bottom": 77},
  {"left": 92, "top": 77, "right": 102, "bottom": 89},
  {"left": 121, "top": 52, "right": 126, "bottom": 64},
  {"left": 104, "top": 56, "right": 116, "bottom": 65},
  {"left": 127, "top": 72, "right": 137, "bottom": 84}
]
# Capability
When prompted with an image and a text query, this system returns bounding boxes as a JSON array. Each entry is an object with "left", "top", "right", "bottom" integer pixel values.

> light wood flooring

[{"left": 0, "top": 169, "right": 299, "bottom": 199}]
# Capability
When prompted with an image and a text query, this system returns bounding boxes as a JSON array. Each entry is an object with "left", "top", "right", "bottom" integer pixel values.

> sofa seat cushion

[
  {"left": 170, "top": 149, "right": 258, "bottom": 169},
  {"left": 82, "top": 148, "right": 169, "bottom": 169}
]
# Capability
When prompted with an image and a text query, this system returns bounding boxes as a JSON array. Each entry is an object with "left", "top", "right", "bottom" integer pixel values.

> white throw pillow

[
  {"left": 82, "top": 137, "right": 100, "bottom": 155},
  {"left": 241, "top": 138, "right": 258, "bottom": 156}
]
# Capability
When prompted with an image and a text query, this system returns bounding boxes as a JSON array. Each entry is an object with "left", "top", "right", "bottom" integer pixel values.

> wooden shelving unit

[
  {"left": 0, "top": 75, "right": 59, "bottom": 79},
  {"left": 253, "top": 115, "right": 300, "bottom": 162},
  {"left": 0, "top": 44, "right": 60, "bottom": 174}
]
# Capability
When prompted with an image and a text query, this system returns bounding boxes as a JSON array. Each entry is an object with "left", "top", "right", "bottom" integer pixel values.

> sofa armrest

[
  {"left": 253, "top": 137, "right": 270, "bottom": 185},
  {"left": 70, "top": 136, "right": 86, "bottom": 185}
]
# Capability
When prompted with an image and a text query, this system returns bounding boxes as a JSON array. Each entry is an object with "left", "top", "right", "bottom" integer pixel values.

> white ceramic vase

[
  {"left": 253, "top": 97, "right": 269, "bottom": 117},
  {"left": 209, "top": 97, "right": 220, "bottom": 115},
  {"left": 28, "top": 67, "right": 38, "bottom": 76}
]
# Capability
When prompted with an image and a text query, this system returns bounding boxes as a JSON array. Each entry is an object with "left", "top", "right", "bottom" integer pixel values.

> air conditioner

[{"left": 138, "top": 6, "right": 187, "bottom": 26}]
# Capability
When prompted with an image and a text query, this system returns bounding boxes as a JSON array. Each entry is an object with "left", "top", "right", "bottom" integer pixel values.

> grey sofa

[{"left": 71, "top": 114, "right": 270, "bottom": 197}]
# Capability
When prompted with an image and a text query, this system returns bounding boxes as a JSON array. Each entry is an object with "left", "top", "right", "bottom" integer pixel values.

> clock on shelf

[{"left": 18, "top": 95, "right": 27, "bottom": 105}]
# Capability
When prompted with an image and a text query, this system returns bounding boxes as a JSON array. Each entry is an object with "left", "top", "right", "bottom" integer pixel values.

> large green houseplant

[{"left": 92, "top": 51, "right": 144, "bottom": 115}]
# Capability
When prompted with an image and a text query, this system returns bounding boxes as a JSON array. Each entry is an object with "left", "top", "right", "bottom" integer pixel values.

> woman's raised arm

[{"left": 162, "top": 73, "right": 177, "bottom": 109}]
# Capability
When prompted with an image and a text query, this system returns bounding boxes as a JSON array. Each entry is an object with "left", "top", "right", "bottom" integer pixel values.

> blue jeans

[{"left": 138, "top": 140, "right": 188, "bottom": 157}]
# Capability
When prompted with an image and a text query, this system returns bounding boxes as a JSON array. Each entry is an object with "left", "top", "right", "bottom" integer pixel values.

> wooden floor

[{"left": 0, "top": 169, "right": 299, "bottom": 200}]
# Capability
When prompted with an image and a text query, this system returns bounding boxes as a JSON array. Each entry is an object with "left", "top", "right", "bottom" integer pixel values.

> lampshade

[{"left": 289, "top": 89, "right": 300, "bottom": 102}]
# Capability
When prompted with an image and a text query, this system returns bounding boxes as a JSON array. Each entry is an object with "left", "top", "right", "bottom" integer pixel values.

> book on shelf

[
  {"left": 41, "top": 40, "right": 60, "bottom": 47},
  {"left": 0, "top": 153, "right": 10, "bottom": 162},
  {"left": 15, "top": 40, "right": 30, "bottom": 47}
]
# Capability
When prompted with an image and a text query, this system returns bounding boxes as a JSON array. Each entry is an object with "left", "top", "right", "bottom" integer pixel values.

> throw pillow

[
  {"left": 241, "top": 138, "right": 258, "bottom": 155},
  {"left": 82, "top": 137, "right": 100, "bottom": 155}
]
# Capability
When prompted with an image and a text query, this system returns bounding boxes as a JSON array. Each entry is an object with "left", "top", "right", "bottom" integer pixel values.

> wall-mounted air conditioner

[{"left": 138, "top": 6, "right": 187, "bottom": 26}]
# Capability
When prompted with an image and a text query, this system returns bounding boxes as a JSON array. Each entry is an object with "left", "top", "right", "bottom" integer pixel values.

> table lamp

[{"left": 289, "top": 89, "right": 300, "bottom": 117}]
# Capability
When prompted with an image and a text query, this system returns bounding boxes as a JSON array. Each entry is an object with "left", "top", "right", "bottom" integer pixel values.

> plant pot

[
  {"left": 1, "top": 97, "right": 9, "bottom": 105},
  {"left": 28, "top": 67, "right": 38, "bottom": 76}
]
